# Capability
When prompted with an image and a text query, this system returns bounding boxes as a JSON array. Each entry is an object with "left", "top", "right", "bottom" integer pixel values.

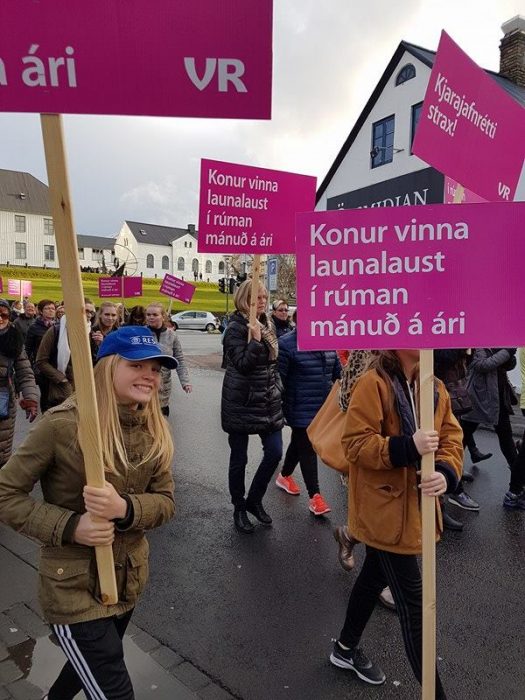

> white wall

[{"left": 316, "top": 51, "right": 432, "bottom": 210}]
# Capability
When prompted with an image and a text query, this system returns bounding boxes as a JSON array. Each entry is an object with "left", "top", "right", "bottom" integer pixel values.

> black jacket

[{"left": 221, "top": 312, "right": 284, "bottom": 434}]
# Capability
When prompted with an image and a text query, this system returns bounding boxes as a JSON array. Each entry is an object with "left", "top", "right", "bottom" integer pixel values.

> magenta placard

[
  {"left": 443, "top": 177, "right": 486, "bottom": 205},
  {"left": 123, "top": 277, "right": 142, "bottom": 298},
  {"left": 0, "top": 279, "right": 3, "bottom": 294},
  {"left": 413, "top": 31, "right": 525, "bottom": 203},
  {"left": 159, "top": 274, "right": 195, "bottom": 304},
  {"left": 98, "top": 278, "right": 121, "bottom": 298},
  {"left": 296, "top": 202, "right": 525, "bottom": 351},
  {"left": 198, "top": 159, "right": 316, "bottom": 253},
  {"left": 0, "top": 0, "right": 272, "bottom": 119}
]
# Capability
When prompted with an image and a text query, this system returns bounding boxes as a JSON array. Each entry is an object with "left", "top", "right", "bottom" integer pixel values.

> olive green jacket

[{"left": 0, "top": 400, "right": 175, "bottom": 624}]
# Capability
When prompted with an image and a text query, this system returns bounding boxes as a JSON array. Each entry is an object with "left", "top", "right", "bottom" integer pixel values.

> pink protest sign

[
  {"left": 99, "top": 277, "right": 142, "bottom": 298},
  {"left": 413, "top": 31, "right": 525, "bottom": 203},
  {"left": 160, "top": 274, "right": 195, "bottom": 304},
  {"left": 7, "top": 279, "right": 32, "bottom": 297},
  {"left": 0, "top": 0, "right": 272, "bottom": 119},
  {"left": 98, "top": 278, "right": 121, "bottom": 298},
  {"left": 296, "top": 202, "right": 525, "bottom": 351},
  {"left": 443, "top": 177, "right": 486, "bottom": 205},
  {"left": 123, "top": 277, "right": 142, "bottom": 298},
  {"left": 0, "top": 279, "right": 3, "bottom": 294},
  {"left": 198, "top": 159, "right": 316, "bottom": 254}
]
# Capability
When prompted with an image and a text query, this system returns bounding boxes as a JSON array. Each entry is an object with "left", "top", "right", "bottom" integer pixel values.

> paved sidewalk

[{"left": 0, "top": 525, "right": 236, "bottom": 700}]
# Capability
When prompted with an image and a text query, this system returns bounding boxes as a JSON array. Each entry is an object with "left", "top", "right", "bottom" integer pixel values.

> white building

[
  {"left": 0, "top": 169, "right": 116, "bottom": 270},
  {"left": 316, "top": 18, "right": 525, "bottom": 213},
  {"left": 115, "top": 220, "right": 226, "bottom": 281}
]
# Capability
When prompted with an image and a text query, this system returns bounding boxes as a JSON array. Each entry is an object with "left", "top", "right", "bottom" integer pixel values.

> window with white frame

[
  {"left": 177, "top": 257, "right": 185, "bottom": 271},
  {"left": 78, "top": 248, "right": 85, "bottom": 260},
  {"left": 43, "top": 218, "right": 54, "bottom": 235},
  {"left": 371, "top": 115, "right": 395, "bottom": 168},
  {"left": 15, "top": 242, "right": 27, "bottom": 259},
  {"left": 205, "top": 260, "right": 212, "bottom": 274},
  {"left": 146, "top": 254, "right": 154, "bottom": 268},
  {"left": 92, "top": 248, "right": 104, "bottom": 262},
  {"left": 44, "top": 245, "right": 55, "bottom": 261}
]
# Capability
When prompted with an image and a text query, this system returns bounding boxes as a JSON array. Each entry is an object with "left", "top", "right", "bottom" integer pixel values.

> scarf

[
  {"left": 56, "top": 316, "right": 92, "bottom": 374},
  {"left": 258, "top": 316, "right": 278, "bottom": 361}
]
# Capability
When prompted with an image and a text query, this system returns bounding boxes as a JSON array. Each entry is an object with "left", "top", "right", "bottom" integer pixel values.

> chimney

[
  {"left": 187, "top": 224, "right": 196, "bottom": 235},
  {"left": 499, "top": 15, "right": 525, "bottom": 87}
]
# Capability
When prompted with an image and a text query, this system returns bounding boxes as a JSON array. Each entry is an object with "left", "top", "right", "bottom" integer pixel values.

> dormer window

[
  {"left": 395, "top": 63, "right": 416, "bottom": 86},
  {"left": 139, "top": 229, "right": 147, "bottom": 236}
]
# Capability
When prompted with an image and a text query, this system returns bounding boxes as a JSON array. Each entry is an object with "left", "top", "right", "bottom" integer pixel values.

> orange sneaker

[
  {"left": 275, "top": 473, "right": 301, "bottom": 495},
  {"left": 309, "top": 493, "right": 331, "bottom": 516}
]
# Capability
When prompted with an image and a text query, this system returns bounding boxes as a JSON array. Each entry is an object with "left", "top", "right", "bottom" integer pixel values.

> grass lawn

[{"left": 0, "top": 266, "right": 233, "bottom": 314}]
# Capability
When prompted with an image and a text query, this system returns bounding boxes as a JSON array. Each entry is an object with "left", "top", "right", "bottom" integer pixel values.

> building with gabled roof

[
  {"left": 316, "top": 19, "right": 525, "bottom": 213},
  {"left": 115, "top": 220, "right": 226, "bottom": 281}
]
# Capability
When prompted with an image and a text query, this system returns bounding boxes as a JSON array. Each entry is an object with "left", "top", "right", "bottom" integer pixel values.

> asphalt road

[
  {"left": 133, "top": 332, "right": 525, "bottom": 700},
  {"left": 10, "top": 332, "right": 525, "bottom": 700}
]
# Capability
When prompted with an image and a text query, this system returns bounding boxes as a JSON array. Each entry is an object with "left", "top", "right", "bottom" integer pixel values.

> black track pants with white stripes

[
  {"left": 339, "top": 546, "right": 447, "bottom": 700},
  {"left": 48, "top": 610, "right": 134, "bottom": 700}
]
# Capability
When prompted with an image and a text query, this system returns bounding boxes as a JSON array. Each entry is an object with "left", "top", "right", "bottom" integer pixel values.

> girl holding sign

[
  {"left": 221, "top": 280, "right": 284, "bottom": 533},
  {"left": 0, "top": 326, "right": 176, "bottom": 700},
  {"left": 331, "top": 349, "right": 462, "bottom": 698}
]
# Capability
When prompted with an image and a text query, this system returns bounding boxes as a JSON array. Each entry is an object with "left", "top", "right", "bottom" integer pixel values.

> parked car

[{"left": 171, "top": 310, "right": 218, "bottom": 331}]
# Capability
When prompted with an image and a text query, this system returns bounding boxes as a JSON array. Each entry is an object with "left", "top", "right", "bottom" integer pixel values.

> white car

[{"left": 171, "top": 310, "right": 218, "bottom": 332}]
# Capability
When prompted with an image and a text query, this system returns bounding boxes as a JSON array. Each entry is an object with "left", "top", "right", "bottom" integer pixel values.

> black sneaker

[
  {"left": 469, "top": 447, "right": 492, "bottom": 463},
  {"left": 330, "top": 642, "right": 386, "bottom": 685},
  {"left": 245, "top": 501, "right": 272, "bottom": 525}
]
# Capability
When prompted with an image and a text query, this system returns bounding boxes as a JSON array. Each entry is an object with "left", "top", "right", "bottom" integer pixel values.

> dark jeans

[
  {"left": 510, "top": 427, "right": 525, "bottom": 494},
  {"left": 462, "top": 408, "right": 516, "bottom": 469},
  {"left": 228, "top": 430, "right": 282, "bottom": 509},
  {"left": 49, "top": 610, "right": 134, "bottom": 699},
  {"left": 281, "top": 427, "right": 319, "bottom": 497},
  {"left": 339, "top": 547, "right": 447, "bottom": 699}
]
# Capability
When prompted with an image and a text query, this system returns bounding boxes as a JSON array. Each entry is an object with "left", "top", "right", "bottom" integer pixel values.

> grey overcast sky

[{"left": 0, "top": 1, "right": 522, "bottom": 236}]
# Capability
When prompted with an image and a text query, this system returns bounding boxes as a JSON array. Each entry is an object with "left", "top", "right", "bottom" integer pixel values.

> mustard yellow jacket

[{"left": 342, "top": 369, "right": 463, "bottom": 555}]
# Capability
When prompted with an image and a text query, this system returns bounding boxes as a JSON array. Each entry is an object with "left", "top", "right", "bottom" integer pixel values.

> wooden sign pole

[
  {"left": 247, "top": 254, "right": 262, "bottom": 341},
  {"left": 40, "top": 114, "right": 118, "bottom": 605},
  {"left": 420, "top": 348, "right": 436, "bottom": 699}
]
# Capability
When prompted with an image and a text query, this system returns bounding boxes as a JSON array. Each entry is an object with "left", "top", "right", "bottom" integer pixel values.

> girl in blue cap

[{"left": 0, "top": 326, "right": 176, "bottom": 700}]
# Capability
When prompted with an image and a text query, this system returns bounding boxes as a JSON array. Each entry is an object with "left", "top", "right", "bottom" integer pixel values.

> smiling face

[
  {"left": 113, "top": 358, "right": 162, "bottom": 409},
  {"left": 100, "top": 305, "right": 118, "bottom": 329}
]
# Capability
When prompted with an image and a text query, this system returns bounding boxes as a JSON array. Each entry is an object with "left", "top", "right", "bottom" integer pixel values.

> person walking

[
  {"left": 0, "top": 326, "right": 176, "bottom": 699},
  {"left": 275, "top": 310, "right": 340, "bottom": 515},
  {"left": 221, "top": 280, "right": 284, "bottom": 533},
  {"left": 25, "top": 299, "right": 56, "bottom": 365},
  {"left": 0, "top": 299, "right": 39, "bottom": 468},
  {"left": 90, "top": 301, "right": 120, "bottom": 348},
  {"left": 330, "top": 350, "right": 462, "bottom": 697},
  {"left": 34, "top": 299, "right": 98, "bottom": 412},
  {"left": 452, "top": 348, "right": 518, "bottom": 512},
  {"left": 145, "top": 302, "right": 192, "bottom": 416},
  {"left": 270, "top": 299, "right": 293, "bottom": 338},
  {"left": 13, "top": 301, "right": 36, "bottom": 342}
]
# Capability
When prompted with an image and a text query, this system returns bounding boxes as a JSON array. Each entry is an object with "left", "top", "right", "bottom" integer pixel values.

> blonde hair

[
  {"left": 234, "top": 280, "right": 268, "bottom": 315},
  {"left": 146, "top": 301, "right": 169, "bottom": 325},
  {"left": 91, "top": 355, "right": 174, "bottom": 474},
  {"left": 94, "top": 302, "right": 120, "bottom": 331}
]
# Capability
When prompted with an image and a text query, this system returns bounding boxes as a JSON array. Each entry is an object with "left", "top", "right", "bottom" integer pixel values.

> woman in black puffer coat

[{"left": 221, "top": 281, "right": 284, "bottom": 533}]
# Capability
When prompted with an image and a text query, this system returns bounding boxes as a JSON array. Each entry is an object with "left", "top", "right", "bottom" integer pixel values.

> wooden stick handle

[
  {"left": 419, "top": 349, "right": 436, "bottom": 699},
  {"left": 40, "top": 113, "right": 118, "bottom": 605},
  {"left": 248, "top": 254, "right": 262, "bottom": 341}
]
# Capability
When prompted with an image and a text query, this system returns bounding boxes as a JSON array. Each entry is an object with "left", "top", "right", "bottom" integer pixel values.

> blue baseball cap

[{"left": 96, "top": 326, "right": 178, "bottom": 369}]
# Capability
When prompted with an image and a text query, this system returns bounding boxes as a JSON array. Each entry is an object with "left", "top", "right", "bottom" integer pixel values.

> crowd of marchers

[{"left": 0, "top": 289, "right": 524, "bottom": 699}]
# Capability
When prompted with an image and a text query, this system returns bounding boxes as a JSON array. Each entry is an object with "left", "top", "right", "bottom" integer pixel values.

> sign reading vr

[{"left": 0, "top": 0, "right": 273, "bottom": 119}]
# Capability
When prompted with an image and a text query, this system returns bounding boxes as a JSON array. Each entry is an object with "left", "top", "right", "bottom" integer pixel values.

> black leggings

[
  {"left": 49, "top": 610, "right": 134, "bottom": 699},
  {"left": 339, "top": 546, "right": 447, "bottom": 700},
  {"left": 462, "top": 408, "right": 516, "bottom": 470},
  {"left": 281, "top": 427, "right": 319, "bottom": 497}
]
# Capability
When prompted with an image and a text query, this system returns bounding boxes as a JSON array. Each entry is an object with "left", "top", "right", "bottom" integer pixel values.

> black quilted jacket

[{"left": 221, "top": 312, "right": 284, "bottom": 434}]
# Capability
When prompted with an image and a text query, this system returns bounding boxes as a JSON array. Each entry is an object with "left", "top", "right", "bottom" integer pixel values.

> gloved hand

[{"left": 19, "top": 398, "right": 38, "bottom": 422}]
